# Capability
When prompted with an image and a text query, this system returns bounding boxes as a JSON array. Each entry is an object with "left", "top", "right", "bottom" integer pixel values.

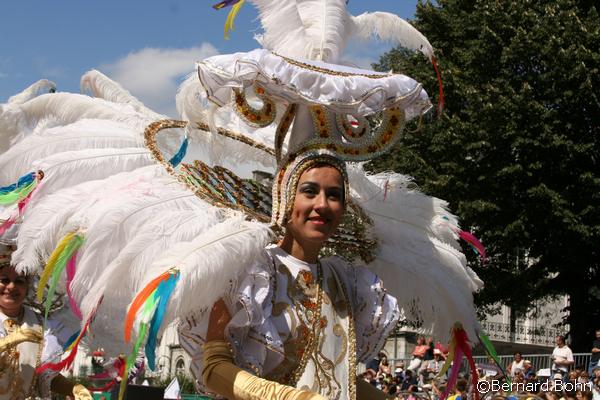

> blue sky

[{"left": 1, "top": 1, "right": 418, "bottom": 116}]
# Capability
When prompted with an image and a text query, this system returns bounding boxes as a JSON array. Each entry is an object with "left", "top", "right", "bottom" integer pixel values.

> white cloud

[{"left": 100, "top": 43, "right": 218, "bottom": 117}]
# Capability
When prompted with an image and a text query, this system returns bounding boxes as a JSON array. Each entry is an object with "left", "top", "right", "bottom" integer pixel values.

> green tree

[{"left": 369, "top": 0, "right": 599, "bottom": 350}]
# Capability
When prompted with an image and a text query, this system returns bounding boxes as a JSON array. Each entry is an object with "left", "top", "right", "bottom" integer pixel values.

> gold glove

[
  {"left": 72, "top": 384, "right": 93, "bottom": 400},
  {"left": 203, "top": 340, "right": 327, "bottom": 400},
  {"left": 0, "top": 328, "right": 44, "bottom": 351}
]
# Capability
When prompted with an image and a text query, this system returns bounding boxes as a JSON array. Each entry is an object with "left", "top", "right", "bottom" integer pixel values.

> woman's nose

[{"left": 313, "top": 192, "right": 329, "bottom": 210}]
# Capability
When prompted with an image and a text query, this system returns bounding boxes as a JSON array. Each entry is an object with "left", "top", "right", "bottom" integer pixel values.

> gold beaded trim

[
  {"left": 275, "top": 104, "right": 297, "bottom": 163},
  {"left": 273, "top": 53, "right": 391, "bottom": 79},
  {"left": 286, "top": 261, "right": 324, "bottom": 387},
  {"left": 332, "top": 267, "right": 357, "bottom": 400},
  {"left": 335, "top": 113, "right": 368, "bottom": 141},
  {"left": 233, "top": 85, "right": 277, "bottom": 128},
  {"left": 195, "top": 121, "right": 275, "bottom": 157},
  {"left": 283, "top": 107, "right": 406, "bottom": 163}
]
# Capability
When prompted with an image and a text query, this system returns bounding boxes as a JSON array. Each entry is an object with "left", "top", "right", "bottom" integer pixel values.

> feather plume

[
  {"left": 145, "top": 217, "right": 272, "bottom": 329},
  {"left": 13, "top": 165, "right": 164, "bottom": 274},
  {"left": 1, "top": 79, "right": 55, "bottom": 153},
  {"left": 78, "top": 210, "right": 225, "bottom": 354},
  {"left": 351, "top": 12, "right": 434, "bottom": 60},
  {"left": 0, "top": 119, "right": 144, "bottom": 184},
  {"left": 296, "top": 0, "right": 353, "bottom": 62},
  {"left": 347, "top": 164, "right": 482, "bottom": 342},
  {"left": 7, "top": 79, "right": 56, "bottom": 105},
  {"left": 25, "top": 147, "right": 154, "bottom": 210},
  {"left": 68, "top": 184, "right": 204, "bottom": 306},
  {"left": 37, "top": 232, "right": 77, "bottom": 302},
  {"left": 80, "top": 70, "right": 164, "bottom": 119},
  {"left": 82, "top": 217, "right": 271, "bottom": 355},
  {"left": 43, "top": 233, "right": 85, "bottom": 320},
  {"left": 0, "top": 92, "right": 154, "bottom": 153},
  {"left": 249, "top": 0, "right": 310, "bottom": 59}
]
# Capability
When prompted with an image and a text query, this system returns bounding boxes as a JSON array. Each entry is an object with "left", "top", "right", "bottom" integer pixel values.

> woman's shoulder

[{"left": 321, "top": 255, "right": 383, "bottom": 286}]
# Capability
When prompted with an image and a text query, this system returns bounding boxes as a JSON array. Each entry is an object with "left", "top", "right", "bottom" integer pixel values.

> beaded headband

[{"left": 271, "top": 149, "right": 349, "bottom": 227}]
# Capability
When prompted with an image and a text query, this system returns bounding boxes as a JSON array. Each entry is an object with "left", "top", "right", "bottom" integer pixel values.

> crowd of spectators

[{"left": 361, "top": 331, "right": 600, "bottom": 400}]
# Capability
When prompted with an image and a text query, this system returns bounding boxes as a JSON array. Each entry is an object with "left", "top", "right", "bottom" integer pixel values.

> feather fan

[
  {"left": 79, "top": 210, "right": 227, "bottom": 355},
  {"left": 347, "top": 164, "right": 482, "bottom": 342},
  {"left": 12, "top": 165, "right": 165, "bottom": 273}
]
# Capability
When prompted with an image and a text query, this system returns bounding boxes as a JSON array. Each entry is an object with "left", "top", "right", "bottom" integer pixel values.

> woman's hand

[{"left": 206, "top": 299, "right": 231, "bottom": 342}]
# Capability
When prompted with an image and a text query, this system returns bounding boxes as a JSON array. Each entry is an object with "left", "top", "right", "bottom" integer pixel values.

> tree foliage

[{"left": 369, "top": 0, "right": 599, "bottom": 350}]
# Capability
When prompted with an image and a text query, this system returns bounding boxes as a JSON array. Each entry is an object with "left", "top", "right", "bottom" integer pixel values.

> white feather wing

[
  {"left": 348, "top": 164, "right": 482, "bottom": 342},
  {"left": 351, "top": 12, "right": 434, "bottom": 60}
]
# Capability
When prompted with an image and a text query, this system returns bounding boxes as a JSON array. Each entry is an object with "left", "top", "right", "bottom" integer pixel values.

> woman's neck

[
  {"left": 278, "top": 233, "right": 320, "bottom": 264},
  {"left": 0, "top": 305, "right": 23, "bottom": 318}
]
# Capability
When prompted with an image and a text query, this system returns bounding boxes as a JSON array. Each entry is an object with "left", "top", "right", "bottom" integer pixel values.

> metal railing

[{"left": 479, "top": 321, "right": 561, "bottom": 347}]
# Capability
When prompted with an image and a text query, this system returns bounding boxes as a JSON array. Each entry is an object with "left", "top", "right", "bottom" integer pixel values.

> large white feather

[
  {"left": 348, "top": 164, "right": 482, "bottom": 342},
  {"left": 4, "top": 93, "right": 154, "bottom": 141},
  {"left": 13, "top": 165, "right": 164, "bottom": 273},
  {"left": 78, "top": 210, "right": 229, "bottom": 354},
  {"left": 80, "top": 69, "right": 164, "bottom": 119},
  {"left": 23, "top": 147, "right": 154, "bottom": 211},
  {"left": 351, "top": 12, "right": 434, "bottom": 61},
  {"left": 296, "top": 0, "right": 352, "bottom": 62},
  {"left": 6, "top": 79, "right": 56, "bottom": 105},
  {"left": 0, "top": 80, "right": 56, "bottom": 154},
  {"left": 249, "top": 0, "right": 310, "bottom": 59},
  {"left": 68, "top": 175, "right": 206, "bottom": 304},
  {"left": 0, "top": 119, "right": 144, "bottom": 184}
]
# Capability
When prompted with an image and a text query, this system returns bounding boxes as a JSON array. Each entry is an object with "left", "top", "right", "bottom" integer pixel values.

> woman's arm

[{"left": 203, "top": 299, "right": 326, "bottom": 400}]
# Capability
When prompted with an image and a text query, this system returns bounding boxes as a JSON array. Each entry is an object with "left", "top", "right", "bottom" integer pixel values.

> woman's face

[
  {"left": 286, "top": 166, "right": 344, "bottom": 245},
  {"left": 0, "top": 266, "right": 28, "bottom": 316}
]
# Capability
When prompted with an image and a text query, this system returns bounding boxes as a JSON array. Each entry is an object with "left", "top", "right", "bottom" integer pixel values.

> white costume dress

[
  {"left": 179, "top": 245, "right": 399, "bottom": 399},
  {"left": 0, "top": 308, "right": 68, "bottom": 400}
]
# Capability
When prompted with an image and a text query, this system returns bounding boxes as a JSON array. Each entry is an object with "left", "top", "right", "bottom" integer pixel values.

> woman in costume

[
  {"left": 180, "top": 149, "right": 399, "bottom": 400},
  {"left": 0, "top": 1, "right": 485, "bottom": 399},
  {"left": 0, "top": 245, "right": 91, "bottom": 400}
]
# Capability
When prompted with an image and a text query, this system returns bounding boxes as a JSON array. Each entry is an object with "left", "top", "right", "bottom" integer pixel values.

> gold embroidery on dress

[{"left": 265, "top": 262, "right": 324, "bottom": 387}]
